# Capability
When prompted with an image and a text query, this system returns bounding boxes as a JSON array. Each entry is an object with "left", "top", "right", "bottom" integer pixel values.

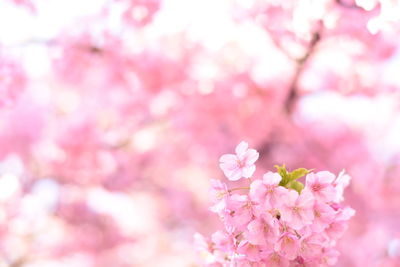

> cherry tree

[{"left": 0, "top": 0, "right": 400, "bottom": 266}]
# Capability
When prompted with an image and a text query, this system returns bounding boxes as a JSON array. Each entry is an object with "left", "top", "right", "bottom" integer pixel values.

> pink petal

[
  {"left": 210, "top": 199, "right": 226, "bottom": 214},
  {"left": 233, "top": 209, "right": 252, "bottom": 228},
  {"left": 298, "top": 189, "right": 314, "bottom": 209},
  {"left": 319, "top": 185, "right": 337, "bottom": 201},
  {"left": 273, "top": 186, "right": 290, "bottom": 206},
  {"left": 286, "top": 189, "right": 299, "bottom": 204},
  {"left": 301, "top": 208, "right": 314, "bottom": 224},
  {"left": 243, "top": 148, "right": 259, "bottom": 164},
  {"left": 227, "top": 167, "right": 242, "bottom": 181},
  {"left": 242, "top": 165, "right": 255, "bottom": 178},
  {"left": 220, "top": 161, "right": 239, "bottom": 171},
  {"left": 275, "top": 234, "right": 299, "bottom": 260},
  {"left": 290, "top": 213, "right": 305, "bottom": 230},
  {"left": 279, "top": 205, "right": 293, "bottom": 223},
  {"left": 211, "top": 230, "right": 233, "bottom": 251},
  {"left": 221, "top": 166, "right": 236, "bottom": 179},
  {"left": 335, "top": 170, "right": 350, "bottom": 187},
  {"left": 305, "top": 173, "right": 316, "bottom": 186},
  {"left": 263, "top": 251, "right": 290, "bottom": 267},
  {"left": 322, "top": 248, "right": 340, "bottom": 265},
  {"left": 219, "top": 153, "right": 237, "bottom": 164},
  {"left": 249, "top": 180, "right": 266, "bottom": 203},
  {"left": 299, "top": 235, "right": 324, "bottom": 259},
  {"left": 235, "top": 141, "right": 249, "bottom": 156},
  {"left": 316, "top": 171, "right": 335, "bottom": 184},
  {"left": 263, "top": 172, "right": 282, "bottom": 186},
  {"left": 246, "top": 220, "right": 265, "bottom": 245},
  {"left": 337, "top": 207, "right": 355, "bottom": 220}
]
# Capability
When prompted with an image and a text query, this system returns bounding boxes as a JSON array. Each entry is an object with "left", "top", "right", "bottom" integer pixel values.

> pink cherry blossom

[
  {"left": 321, "top": 248, "right": 340, "bottom": 266},
  {"left": 198, "top": 145, "right": 354, "bottom": 266},
  {"left": 279, "top": 189, "right": 315, "bottom": 230},
  {"left": 244, "top": 218, "right": 278, "bottom": 246},
  {"left": 237, "top": 240, "right": 263, "bottom": 262},
  {"left": 332, "top": 170, "right": 351, "bottom": 203},
  {"left": 219, "top": 141, "right": 259, "bottom": 181},
  {"left": 275, "top": 232, "right": 300, "bottom": 260},
  {"left": 209, "top": 179, "right": 229, "bottom": 214},
  {"left": 211, "top": 230, "right": 234, "bottom": 252},
  {"left": 224, "top": 194, "right": 253, "bottom": 231},
  {"left": 306, "top": 171, "right": 337, "bottom": 202},
  {"left": 311, "top": 202, "right": 336, "bottom": 233},
  {"left": 298, "top": 232, "right": 327, "bottom": 259},
  {"left": 262, "top": 250, "right": 290, "bottom": 267},
  {"left": 250, "top": 171, "right": 288, "bottom": 205}
]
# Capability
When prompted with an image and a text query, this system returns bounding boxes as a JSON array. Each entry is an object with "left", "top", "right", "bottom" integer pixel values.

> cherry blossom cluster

[{"left": 195, "top": 142, "right": 355, "bottom": 266}]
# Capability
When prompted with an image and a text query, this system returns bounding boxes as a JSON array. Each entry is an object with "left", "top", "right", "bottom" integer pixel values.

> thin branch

[
  {"left": 266, "top": 28, "right": 298, "bottom": 61},
  {"left": 284, "top": 27, "right": 322, "bottom": 114}
]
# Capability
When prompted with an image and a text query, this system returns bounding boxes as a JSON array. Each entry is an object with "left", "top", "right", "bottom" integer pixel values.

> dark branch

[
  {"left": 257, "top": 139, "right": 274, "bottom": 159},
  {"left": 284, "top": 29, "right": 322, "bottom": 114}
]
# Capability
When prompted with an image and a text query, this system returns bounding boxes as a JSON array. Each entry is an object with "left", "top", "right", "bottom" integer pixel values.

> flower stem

[{"left": 228, "top": 187, "right": 250, "bottom": 193}]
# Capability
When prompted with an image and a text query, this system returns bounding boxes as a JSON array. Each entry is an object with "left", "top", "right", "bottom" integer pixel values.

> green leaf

[
  {"left": 288, "top": 168, "right": 312, "bottom": 181},
  {"left": 274, "top": 165, "right": 310, "bottom": 193},
  {"left": 275, "top": 165, "right": 312, "bottom": 187},
  {"left": 275, "top": 164, "right": 289, "bottom": 186},
  {"left": 287, "top": 180, "right": 305, "bottom": 194}
]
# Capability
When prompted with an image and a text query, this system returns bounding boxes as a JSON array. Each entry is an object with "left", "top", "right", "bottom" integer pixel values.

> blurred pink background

[{"left": 0, "top": 0, "right": 400, "bottom": 266}]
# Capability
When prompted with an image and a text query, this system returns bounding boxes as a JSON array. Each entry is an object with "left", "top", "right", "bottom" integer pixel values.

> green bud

[{"left": 275, "top": 165, "right": 311, "bottom": 192}]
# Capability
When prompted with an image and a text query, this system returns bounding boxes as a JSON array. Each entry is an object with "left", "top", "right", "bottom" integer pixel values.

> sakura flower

[
  {"left": 336, "top": 206, "right": 356, "bottom": 221},
  {"left": 194, "top": 233, "right": 218, "bottom": 265},
  {"left": 262, "top": 250, "right": 290, "bottom": 267},
  {"left": 252, "top": 198, "right": 279, "bottom": 226},
  {"left": 275, "top": 232, "right": 300, "bottom": 260},
  {"left": 234, "top": 255, "right": 267, "bottom": 267},
  {"left": 219, "top": 141, "right": 259, "bottom": 181},
  {"left": 237, "top": 240, "right": 262, "bottom": 262},
  {"left": 198, "top": 155, "right": 353, "bottom": 266},
  {"left": 311, "top": 202, "right": 336, "bottom": 233},
  {"left": 224, "top": 194, "right": 253, "bottom": 231},
  {"left": 244, "top": 218, "right": 278, "bottom": 246},
  {"left": 305, "top": 171, "right": 336, "bottom": 202},
  {"left": 250, "top": 171, "right": 288, "bottom": 205},
  {"left": 211, "top": 230, "right": 234, "bottom": 252},
  {"left": 325, "top": 207, "right": 355, "bottom": 240},
  {"left": 210, "top": 179, "right": 229, "bottom": 200},
  {"left": 332, "top": 170, "right": 351, "bottom": 203},
  {"left": 320, "top": 248, "right": 340, "bottom": 266},
  {"left": 232, "top": 257, "right": 253, "bottom": 267},
  {"left": 298, "top": 232, "right": 327, "bottom": 259},
  {"left": 279, "top": 189, "right": 315, "bottom": 230},
  {"left": 194, "top": 232, "right": 210, "bottom": 252},
  {"left": 209, "top": 179, "right": 229, "bottom": 214}
]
